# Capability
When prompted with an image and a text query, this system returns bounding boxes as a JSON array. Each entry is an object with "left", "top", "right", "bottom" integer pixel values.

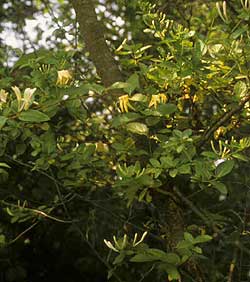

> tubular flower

[
  {"left": 104, "top": 232, "right": 148, "bottom": 253},
  {"left": 148, "top": 93, "right": 167, "bottom": 108},
  {"left": 23, "top": 88, "right": 37, "bottom": 110},
  {"left": 56, "top": 70, "right": 73, "bottom": 86},
  {"left": 12, "top": 86, "right": 36, "bottom": 112},
  {"left": 119, "top": 94, "right": 135, "bottom": 112},
  {"left": 0, "top": 89, "right": 8, "bottom": 110},
  {"left": 132, "top": 231, "right": 148, "bottom": 247},
  {"left": 0, "top": 89, "right": 8, "bottom": 103},
  {"left": 12, "top": 86, "right": 22, "bottom": 111},
  {"left": 103, "top": 239, "right": 119, "bottom": 252},
  {"left": 104, "top": 234, "right": 128, "bottom": 252}
]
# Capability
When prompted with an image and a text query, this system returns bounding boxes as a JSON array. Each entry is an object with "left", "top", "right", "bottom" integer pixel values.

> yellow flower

[
  {"left": 0, "top": 89, "right": 8, "bottom": 110},
  {"left": 56, "top": 70, "right": 73, "bottom": 86},
  {"left": 214, "top": 126, "right": 226, "bottom": 140},
  {"left": 12, "top": 86, "right": 22, "bottom": 111},
  {"left": 23, "top": 88, "right": 37, "bottom": 110},
  {"left": 12, "top": 86, "right": 36, "bottom": 112},
  {"left": 158, "top": 93, "right": 167, "bottom": 103},
  {"left": 0, "top": 89, "right": 8, "bottom": 103},
  {"left": 119, "top": 94, "right": 135, "bottom": 112},
  {"left": 148, "top": 93, "right": 167, "bottom": 108}
]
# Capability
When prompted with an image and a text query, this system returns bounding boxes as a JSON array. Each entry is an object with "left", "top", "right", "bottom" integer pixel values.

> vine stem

[{"left": 199, "top": 94, "right": 250, "bottom": 147}]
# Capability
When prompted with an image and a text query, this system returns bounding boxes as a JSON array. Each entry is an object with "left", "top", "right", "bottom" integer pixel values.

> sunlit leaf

[{"left": 126, "top": 122, "right": 149, "bottom": 135}]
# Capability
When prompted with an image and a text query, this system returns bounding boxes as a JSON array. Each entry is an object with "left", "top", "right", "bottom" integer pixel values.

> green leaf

[
  {"left": 232, "top": 153, "right": 248, "bottom": 161},
  {"left": 143, "top": 108, "right": 161, "bottom": 116},
  {"left": 146, "top": 248, "right": 168, "bottom": 258},
  {"left": 169, "top": 169, "right": 178, "bottom": 178},
  {"left": 86, "top": 83, "right": 105, "bottom": 94},
  {"left": 160, "top": 264, "right": 181, "bottom": 281},
  {"left": 13, "top": 49, "right": 53, "bottom": 69},
  {"left": 192, "top": 40, "right": 203, "bottom": 66},
  {"left": 80, "top": 144, "right": 96, "bottom": 160},
  {"left": 145, "top": 116, "right": 160, "bottom": 126},
  {"left": 112, "top": 113, "right": 141, "bottom": 127},
  {"left": 130, "top": 249, "right": 180, "bottom": 264},
  {"left": 193, "top": 246, "right": 202, "bottom": 254},
  {"left": 234, "top": 81, "right": 247, "bottom": 97},
  {"left": 18, "top": 110, "right": 50, "bottom": 123},
  {"left": 0, "top": 234, "right": 5, "bottom": 244},
  {"left": 215, "top": 160, "right": 234, "bottom": 178},
  {"left": 176, "top": 240, "right": 193, "bottom": 249},
  {"left": 124, "top": 73, "right": 140, "bottom": 94},
  {"left": 178, "top": 164, "right": 191, "bottom": 174},
  {"left": 126, "top": 122, "right": 148, "bottom": 135},
  {"left": 138, "top": 189, "right": 148, "bottom": 202},
  {"left": 130, "top": 93, "right": 147, "bottom": 102},
  {"left": 144, "top": 249, "right": 180, "bottom": 265},
  {"left": 113, "top": 253, "right": 126, "bottom": 265},
  {"left": 150, "top": 158, "right": 161, "bottom": 167},
  {"left": 0, "top": 162, "right": 10, "bottom": 169},
  {"left": 0, "top": 116, "right": 7, "bottom": 129},
  {"left": 211, "top": 181, "right": 228, "bottom": 195},
  {"left": 231, "top": 25, "right": 248, "bottom": 39},
  {"left": 193, "top": 234, "right": 212, "bottom": 244},
  {"left": 157, "top": 103, "right": 177, "bottom": 115},
  {"left": 109, "top": 81, "right": 129, "bottom": 90},
  {"left": 167, "top": 266, "right": 181, "bottom": 281},
  {"left": 130, "top": 253, "right": 156, "bottom": 262},
  {"left": 161, "top": 253, "right": 181, "bottom": 265},
  {"left": 184, "top": 232, "right": 194, "bottom": 242}
]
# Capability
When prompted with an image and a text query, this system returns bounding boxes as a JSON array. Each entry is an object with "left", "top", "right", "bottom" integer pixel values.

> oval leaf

[
  {"left": 18, "top": 110, "right": 50, "bottom": 123},
  {"left": 234, "top": 81, "right": 247, "bottom": 97},
  {"left": 211, "top": 181, "right": 228, "bottom": 195},
  {"left": 130, "top": 93, "right": 147, "bottom": 102},
  {"left": 193, "top": 234, "right": 212, "bottom": 244},
  {"left": 162, "top": 253, "right": 181, "bottom": 265},
  {"left": 126, "top": 122, "right": 148, "bottom": 135},
  {"left": 0, "top": 162, "right": 10, "bottom": 169},
  {"left": 0, "top": 116, "right": 7, "bottom": 129},
  {"left": 130, "top": 253, "right": 156, "bottom": 262},
  {"left": 215, "top": 160, "right": 234, "bottom": 178},
  {"left": 157, "top": 103, "right": 177, "bottom": 115}
]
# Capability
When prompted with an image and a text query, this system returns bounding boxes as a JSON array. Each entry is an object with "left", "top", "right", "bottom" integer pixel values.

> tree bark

[{"left": 69, "top": 0, "right": 123, "bottom": 87}]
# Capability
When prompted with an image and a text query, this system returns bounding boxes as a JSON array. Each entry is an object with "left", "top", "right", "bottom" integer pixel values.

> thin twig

[
  {"left": 199, "top": 94, "right": 250, "bottom": 147},
  {"left": 8, "top": 221, "right": 39, "bottom": 245}
]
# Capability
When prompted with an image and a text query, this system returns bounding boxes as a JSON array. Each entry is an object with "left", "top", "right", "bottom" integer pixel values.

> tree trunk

[{"left": 70, "top": 0, "right": 123, "bottom": 87}]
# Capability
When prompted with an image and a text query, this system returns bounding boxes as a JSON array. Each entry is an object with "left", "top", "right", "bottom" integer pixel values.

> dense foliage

[{"left": 1, "top": 0, "right": 250, "bottom": 281}]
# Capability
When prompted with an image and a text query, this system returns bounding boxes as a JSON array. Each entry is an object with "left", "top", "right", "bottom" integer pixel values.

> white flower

[
  {"left": 132, "top": 231, "right": 148, "bottom": 247},
  {"left": 103, "top": 239, "right": 119, "bottom": 252},
  {"left": 23, "top": 88, "right": 37, "bottom": 110},
  {"left": 214, "top": 158, "right": 226, "bottom": 167},
  {"left": 104, "top": 231, "right": 148, "bottom": 253},
  {"left": 12, "top": 86, "right": 36, "bottom": 112}
]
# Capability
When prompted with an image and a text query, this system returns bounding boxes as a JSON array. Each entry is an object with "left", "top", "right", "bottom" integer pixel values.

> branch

[
  {"left": 199, "top": 95, "right": 250, "bottom": 147},
  {"left": 69, "top": 0, "right": 123, "bottom": 87}
]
